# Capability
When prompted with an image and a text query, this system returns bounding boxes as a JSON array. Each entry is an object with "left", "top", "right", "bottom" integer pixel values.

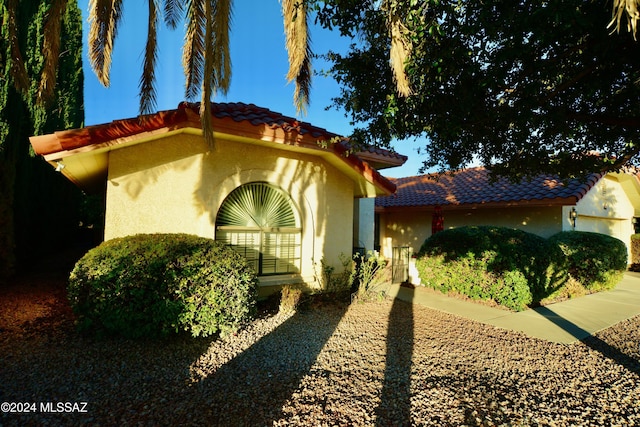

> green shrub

[
  {"left": 351, "top": 251, "right": 389, "bottom": 301},
  {"left": 68, "top": 234, "right": 259, "bottom": 338},
  {"left": 540, "top": 276, "right": 588, "bottom": 304},
  {"left": 630, "top": 234, "right": 640, "bottom": 272},
  {"left": 548, "top": 231, "right": 627, "bottom": 291},
  {"left": 314, "top": 256, "right": 353, "bottom": 293},
  {"left": 415, "top": 226, "right": 566, "bottom": 310},
  {"left": 491, "top": 271, "right": 533, "bottom": 311}
]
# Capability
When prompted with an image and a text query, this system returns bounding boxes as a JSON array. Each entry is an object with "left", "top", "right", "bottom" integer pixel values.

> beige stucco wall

[
  {"left": 573, "top": 176, "right": 636, "bottom": 260},
  {"left": 105, "top": 132, "right": 355, "bottom": 290},
  {"left": 379, "top": 205, "right": 564, "bottom": 258}
]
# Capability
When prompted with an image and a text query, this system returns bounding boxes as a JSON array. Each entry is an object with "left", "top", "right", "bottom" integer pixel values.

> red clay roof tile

[
  {"left": 376, "top": 167, "right": 603, "bottom": 208},
  {"left": 34, "top": 101, "right": 406, "bottom": 164},
  {"left": 30, "top": 101, "right": 402, "bottom": 196},
  {"left": 191, "top": 102, "right": 406, "bottom": 161}
]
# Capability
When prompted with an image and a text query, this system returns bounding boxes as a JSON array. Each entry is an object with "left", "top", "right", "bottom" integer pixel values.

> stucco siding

[
  {"left": 105, "top": 133, "right": 355, "bottom": 288},
  {"left": 379, "top": 206, "right": 563, "bottom": 258},
  {"left": 575, "top": 176, "right": 635, "bottom": 221},
  {"left": 105, "top": 135, "right": 209, "bottom": 239},
  {"left": 574, "top": 176, "right": 635, "bottom": 260}
]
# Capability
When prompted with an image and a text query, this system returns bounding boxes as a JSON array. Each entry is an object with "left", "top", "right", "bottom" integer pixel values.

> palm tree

[
  {"left": 4, "top": 0, "right": 639, "bottom": 146},
  {"left": 87, "top": 0, "right": 312, "bottom": 146},
  {"left": 5, "top": 0, "right": 312, "bottom": 147}
]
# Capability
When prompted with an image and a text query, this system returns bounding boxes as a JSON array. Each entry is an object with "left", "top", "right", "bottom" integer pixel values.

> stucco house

[
  {"left": 29, "top": 102, "right": 406, "bottom": 295},
  {"left": 375, "top": 167, "right": 640, "bottom": 282}
]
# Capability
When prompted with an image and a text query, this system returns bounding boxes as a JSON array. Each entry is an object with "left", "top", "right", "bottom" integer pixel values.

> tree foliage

[
  {"left": 5, "top": 1, "right": 640, "bottom": 181},
  {"left": 0, "top": 0, "right": 85, "bottom": 280},
  {"left": 7, "top": 0, "right": 315, "bottom": 148},
  {"left": 317, "top": 0, "right": 640, "bottom": 179}
]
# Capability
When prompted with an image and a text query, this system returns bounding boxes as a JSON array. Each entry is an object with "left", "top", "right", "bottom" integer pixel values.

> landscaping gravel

[{"left": 1, "top": 273, "right": 639, "bottom": 426}]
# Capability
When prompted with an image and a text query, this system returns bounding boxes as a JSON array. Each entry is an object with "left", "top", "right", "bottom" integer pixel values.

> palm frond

[
  {"left": 209, "top": 0, "right": 232, "bottom": 94},
  {"left": 88, "top": 0, "right": 125, "bottom": 87},
  {"left": 389, "top": 18, "right": 412, "bottom": 96},
  {"left": 6, "top": 0, "right": 29, "bottom": 94},
  {"left": 292, "top": 45, "right": 312, "bottom": 114},
  {"left": 38, "top": 0, "right": 68, "bottom": 104},
  {"left": 139, "top": 0, "right": 159, "bottom": 115},
  {"left": 609, "top": 0, "right": 640, "bottom": 39},
  {"left": 163, "top": 0, "right": 184, "bottom": 29},
  {"left": 199, "top": 0, "right": 232, "bottom": 148},
  {"left": 282, "top": 0, "right": 312, "bottom": 114},
  {"left": 386, "top": 5, "right": 412, "bottom": 97},
  {"left": 183, "top": 0, "right": 206, "bottom": 100}
]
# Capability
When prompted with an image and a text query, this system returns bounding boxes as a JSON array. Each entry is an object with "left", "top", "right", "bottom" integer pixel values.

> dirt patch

[{"left": 0, "top": 271, "right": 75, "bottom": 337}]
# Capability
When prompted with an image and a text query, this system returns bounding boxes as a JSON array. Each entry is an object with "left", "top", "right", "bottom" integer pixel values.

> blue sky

[{"left": 80, "top": 1, "right": 425, "bottom": 178}]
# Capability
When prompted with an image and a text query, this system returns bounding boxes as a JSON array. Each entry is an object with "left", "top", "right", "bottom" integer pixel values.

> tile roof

[
  {"left": 186, "top": 102, "right": 407, "bottom": 166},
  {"left": 341, "top": 141, "right": 408, "bottom": 168},
  {"left": 201, "top": 102, "right": 408, "bottom": 164},
  {"left": 32, "top": 101, "right": 406, "bottom": 163},
  {"left": 205, "top": 101, "right": 335, "bottom": 139},
  {"left": 376, "top": 167, "right": 603, "bottom": 209},
  {"left": 29, "top": 101, "right": 401, "bottom": 195}
]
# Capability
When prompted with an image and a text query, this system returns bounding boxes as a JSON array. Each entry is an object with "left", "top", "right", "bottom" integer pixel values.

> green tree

[
  {"left": 0, "top": 0, "right": 84, "bottom": 280},
  {"left": 318, "top": 0, "right": 640, "bottom": 180},
  {"left": 6, "top": 0, "right": 640, "bottom": 158}
]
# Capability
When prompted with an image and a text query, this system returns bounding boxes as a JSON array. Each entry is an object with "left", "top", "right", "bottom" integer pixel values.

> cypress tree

[{"left": 0, "top": 0, "right": 84, "bottom": 281}]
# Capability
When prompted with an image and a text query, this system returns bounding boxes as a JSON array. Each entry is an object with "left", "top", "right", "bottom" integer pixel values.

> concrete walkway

[{"left": 387, "top": 272, "right": 640, "bottom": 344}]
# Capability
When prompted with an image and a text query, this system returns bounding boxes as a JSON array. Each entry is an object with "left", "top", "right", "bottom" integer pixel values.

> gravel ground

[{"left": 1, "top": 269, "right": 639, "bottom": 427}]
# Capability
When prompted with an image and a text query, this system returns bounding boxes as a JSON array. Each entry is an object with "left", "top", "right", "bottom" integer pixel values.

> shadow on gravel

[
  {"left": 183, "top": 297, "right": 350, "bottom": 426},
  {"left": 583, "top": 335, "right": 640, "bottom": 374},
  {"left": 376, "top": 285, "right": 414, "bottom": 426},
  {"left": 0, "top": 273, "right": 215, "bottom": 427},
  {"left": 536, "top": 306, "right": 640, "bottom": 374}
]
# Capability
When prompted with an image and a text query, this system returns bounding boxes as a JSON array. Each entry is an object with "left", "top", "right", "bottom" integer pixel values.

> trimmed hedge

[
  {"left": 416, "top": 226, "right": 628, "bottom": 311},
  {"left": 548, "top": 231, "right": 627, "bottom": 291},
  {"left": 415, "top": 226, "right": 566, "bottom": 311},
  {"left": 68, "top": 234, "right": 259, "bottom": 338}
]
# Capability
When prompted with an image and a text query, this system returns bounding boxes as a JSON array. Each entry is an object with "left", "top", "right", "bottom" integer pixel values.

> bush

[
  {"left": 492, "top": 271, "right": 533, "bottom": 311},
  {"left": 315, "top": 256, "right": 353, "bottom": 293},
  {"left": 351, "top": 251, "right": 389, "bottom": 302},
  {"left": 630, "top": 234, "right": 640, "bottom": 272},
  {"left": 68, "top": 234, "right": 259, "bottom": 338},
  {"left": 415, "top": 226, "right": 566, "bottom": 310},
  {"left": 548, "top": 231, "right": 627, "bottom": 291},
  {"left": 279, "top": 285, "right": 304, "bottom": 313}
]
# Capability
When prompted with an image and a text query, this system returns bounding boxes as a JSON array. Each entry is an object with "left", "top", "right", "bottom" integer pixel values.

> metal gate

[{"left": 392, "top": 246, "right": 410, "bottom": 284}]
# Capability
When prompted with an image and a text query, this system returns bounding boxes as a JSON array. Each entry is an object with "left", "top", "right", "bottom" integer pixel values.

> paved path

[{"left": 387, "top": 272, "right": 640, "bottom": 344}]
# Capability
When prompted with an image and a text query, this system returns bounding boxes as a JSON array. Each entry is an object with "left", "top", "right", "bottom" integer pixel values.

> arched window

[{"left": 216, "top": 182, "right": 301, "bottom": 275}]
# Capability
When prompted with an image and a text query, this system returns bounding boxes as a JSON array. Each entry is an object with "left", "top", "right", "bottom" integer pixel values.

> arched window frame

[{"left": 215, "top": 182, "right": 302, "bottom": 276}]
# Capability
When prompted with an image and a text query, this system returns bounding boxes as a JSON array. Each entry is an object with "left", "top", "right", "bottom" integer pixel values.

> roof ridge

[
  {"left": 387, "top": 167, "right": 481, "bottom": 183},
  {"left": 178, "top": 101, "right": 336, "bottom": 138}
]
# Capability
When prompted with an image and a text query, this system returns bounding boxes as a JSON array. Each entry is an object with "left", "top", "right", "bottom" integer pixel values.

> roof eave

[
  {"left": 376, "top": 196, "right": 580, "bottom": 212},
  {"left": 30, "top": 107, "right": 396, "bottom": 197},
  {"left": 354, "top": 151, "right": 408, "bottom": 170}
]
